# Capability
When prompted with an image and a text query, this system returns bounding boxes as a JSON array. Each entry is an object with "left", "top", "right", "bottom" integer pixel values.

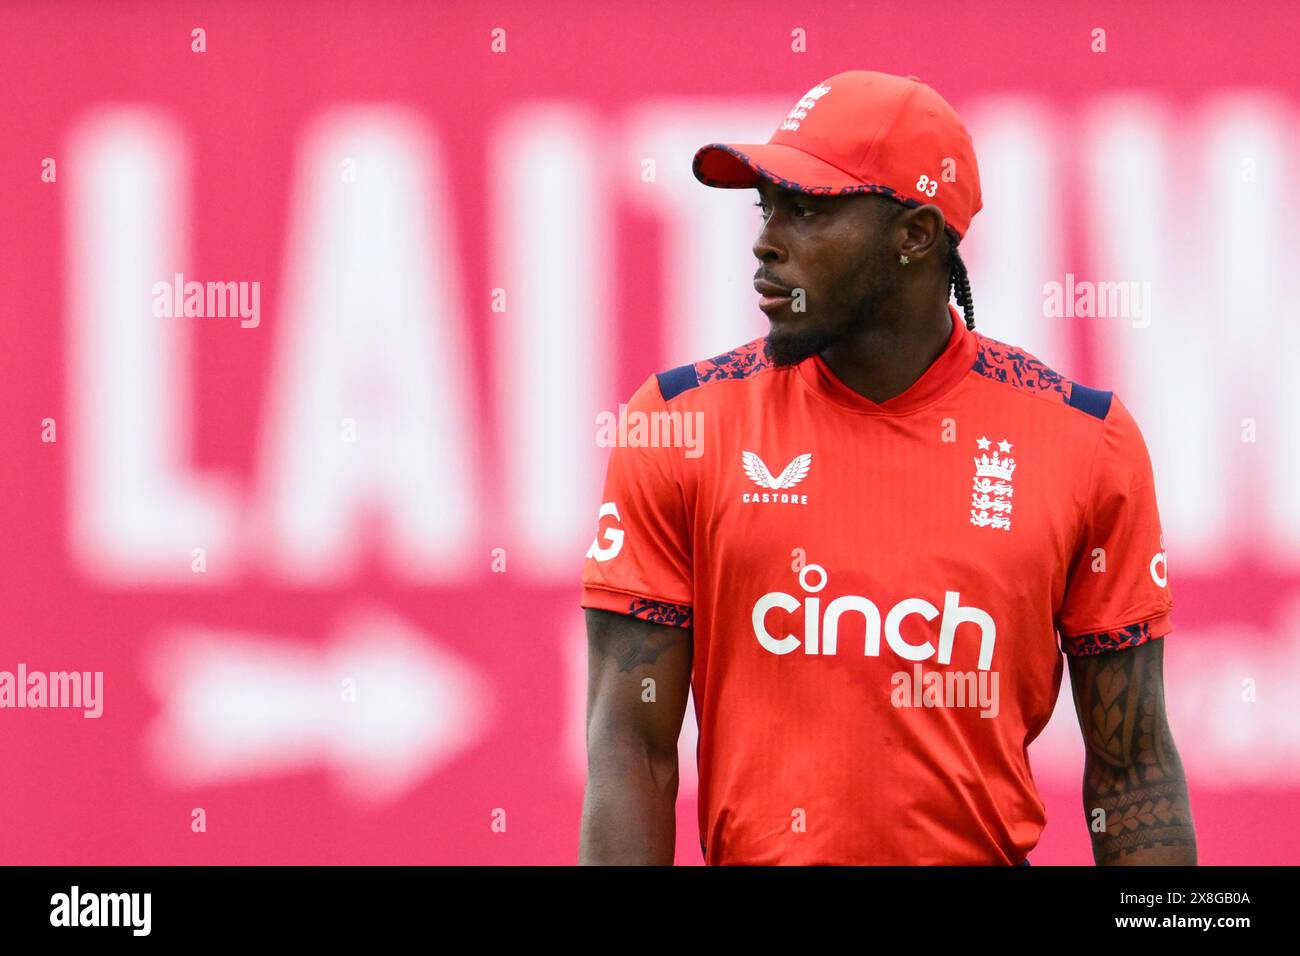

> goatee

[
  {"left": 764, "top": 263, "right": 901, "bottom": 367},
  {"left": 763, "top": 323, "right": 843, "bottom": 367}
]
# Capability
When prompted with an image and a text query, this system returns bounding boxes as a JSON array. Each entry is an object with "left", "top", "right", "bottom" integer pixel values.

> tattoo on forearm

[{"left": 1070, "top": 639, "right": 1196, "bottom": 863}]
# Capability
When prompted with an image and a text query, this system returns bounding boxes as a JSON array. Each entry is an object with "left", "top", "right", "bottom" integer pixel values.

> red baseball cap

[{"left": 692, "top": 70, "right": 982, "bottom": 241}]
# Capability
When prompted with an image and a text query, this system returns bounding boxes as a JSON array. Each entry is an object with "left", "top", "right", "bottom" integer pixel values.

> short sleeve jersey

[{"left": 581, "top": 304, "right": 1174, "bottom": 865}]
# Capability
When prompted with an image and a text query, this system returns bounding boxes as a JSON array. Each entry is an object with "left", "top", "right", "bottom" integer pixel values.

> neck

[{"left": 818, "top": 297, "right": 953, "bottom": 405}]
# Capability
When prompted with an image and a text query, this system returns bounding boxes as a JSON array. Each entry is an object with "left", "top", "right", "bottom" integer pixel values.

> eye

[{"left": 753, "top": 200, "right": 815, "bottom": 218}]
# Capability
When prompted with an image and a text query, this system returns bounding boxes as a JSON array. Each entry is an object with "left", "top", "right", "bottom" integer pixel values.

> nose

[{"left": 753, "top": 216, "right": 788, "bottom": 265}]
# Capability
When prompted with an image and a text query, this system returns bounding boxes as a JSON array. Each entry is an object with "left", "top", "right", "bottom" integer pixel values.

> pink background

[{"left": 2, "top": 0, "right": 1298, "bottom": 864}]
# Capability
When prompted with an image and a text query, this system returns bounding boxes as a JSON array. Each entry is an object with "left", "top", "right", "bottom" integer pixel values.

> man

[{"left": 578, "top": 70, "right": 1196, "bottom": 865}]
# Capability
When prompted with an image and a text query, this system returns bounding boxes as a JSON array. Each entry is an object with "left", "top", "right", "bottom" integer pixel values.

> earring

[{"left": 898, "top": 254, "right": 910, "bottom": 265}]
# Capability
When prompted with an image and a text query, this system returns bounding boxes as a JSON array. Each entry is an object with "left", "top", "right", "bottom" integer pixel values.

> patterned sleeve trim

[
  {"left": 628, "top": 597, "right": 693, "bottom": 628},
  {"left": 1059, "top": 612, "right": 1172, "bottom": 657},
  {"left": 581, "top": 587, "right": 693, "bottom": 628}
]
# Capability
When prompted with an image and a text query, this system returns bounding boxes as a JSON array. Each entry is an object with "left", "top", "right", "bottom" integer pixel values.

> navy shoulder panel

[
  {"left": 656, "top": 363, "right": 700, "bottom": 401},
  {"left": 1066, "top": 382, "right": 1113, "bottom": 421}
]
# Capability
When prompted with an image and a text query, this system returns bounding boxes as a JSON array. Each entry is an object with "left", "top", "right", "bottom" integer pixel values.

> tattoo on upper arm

[
  {"left": 590, "top": 611, "right": 688, "bottom": 674},
  {"left": 1069, "top": 637, "right": 1196, "bottom": 863}
]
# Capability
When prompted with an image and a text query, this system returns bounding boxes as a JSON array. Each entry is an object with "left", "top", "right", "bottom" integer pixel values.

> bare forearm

[
  {"left": 1083, "top": 752, "right": 1197, "bottom": 865},
  {"left": 580, "top": 744, "right": 679, "bottom": 865},
  {"left": 1071, "top": 638, "right": 1198, "bottom": 865}
]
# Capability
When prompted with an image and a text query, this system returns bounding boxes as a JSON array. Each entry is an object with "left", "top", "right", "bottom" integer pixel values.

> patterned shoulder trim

[
  {"left": 655, "top": 337, "right": 774, "bottom": 401},
  {"left": 695, "top": 337, "right": 773, "bottom": 385},
  {"left": 971, "top": 333, "right": 1113, "bottom": 421}
]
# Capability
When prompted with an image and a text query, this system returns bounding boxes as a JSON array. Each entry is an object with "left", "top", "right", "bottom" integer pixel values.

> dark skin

[
  {"left": 1068, "top": 637, "right": 1197, "bottom": 864},
  {"left": 752, "top": 178, "right": 953, "bottom": 403},
  {"left": 578, "top": 609, "right": 692, "bottom": 865},
  {"left": 579, "top": 178, "right": 1197, "bottom": 865}
]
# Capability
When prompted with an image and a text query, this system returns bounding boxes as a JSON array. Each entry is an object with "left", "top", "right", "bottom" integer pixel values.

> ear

[{"left": 897, "top": 204, "right": 947, "bottom": 263}]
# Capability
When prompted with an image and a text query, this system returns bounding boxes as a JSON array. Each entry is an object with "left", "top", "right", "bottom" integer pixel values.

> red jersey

[{"left": 581, "top": 303, "right": 1174, "bottom": 865}]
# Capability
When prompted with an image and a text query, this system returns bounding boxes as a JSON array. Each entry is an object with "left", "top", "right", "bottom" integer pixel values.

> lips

[
  {"left": 753, "top": 278, "right": 794, "bottom": 297},
  {"left": 754, "top": 277, "right": 796, "bottom": 314}
]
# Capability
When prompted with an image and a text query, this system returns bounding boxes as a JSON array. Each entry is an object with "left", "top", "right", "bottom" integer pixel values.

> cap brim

[{"left": 692, "top": 142, "right": 863, "bottom": 192}]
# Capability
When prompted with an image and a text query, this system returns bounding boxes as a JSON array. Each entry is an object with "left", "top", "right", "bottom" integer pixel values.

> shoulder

[
  {"left": 652, "top": 336, "right": 781, "bottom": 403},
  {"left": 969, "top": 330, "right": 1115, "bottom": 423}
]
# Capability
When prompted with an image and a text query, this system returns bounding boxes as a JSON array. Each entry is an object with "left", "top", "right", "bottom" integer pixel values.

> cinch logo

[
  {"left": 1150, "top": 532, "right": 1168, "bottom": 587},
  {"left": 751, "top": 563, "right": 998, "bottom": 671}
]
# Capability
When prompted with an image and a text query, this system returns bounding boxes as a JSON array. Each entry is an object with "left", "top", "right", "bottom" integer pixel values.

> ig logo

[{"left": 586, "top": 502, "right": 624, "bottom": 562}]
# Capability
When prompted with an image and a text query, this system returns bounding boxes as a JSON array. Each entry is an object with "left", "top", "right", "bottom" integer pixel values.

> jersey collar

[{"left": 795, "top": 303, "right": 976, "bottom": 415}]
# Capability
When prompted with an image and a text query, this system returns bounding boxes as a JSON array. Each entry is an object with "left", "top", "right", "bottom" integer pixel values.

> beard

[
  {"left": 763, "top": 258, "right": 901, "bottom": 367},
  {"left": 763, "top": 317, "right": 846, "bottom": 367}
]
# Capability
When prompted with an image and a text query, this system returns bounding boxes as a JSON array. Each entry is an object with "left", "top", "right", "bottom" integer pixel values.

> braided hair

[
  {"left": 873, "top": 195, "right": 975, "bottom": 330},
  {"left": 946, "top": 229, "right": 975, "bottom": 330}
]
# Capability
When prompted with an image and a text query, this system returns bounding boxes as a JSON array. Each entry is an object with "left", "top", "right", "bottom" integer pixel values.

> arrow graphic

[{"left": 145, "top": 603, "right": 494, "bottom": 803}]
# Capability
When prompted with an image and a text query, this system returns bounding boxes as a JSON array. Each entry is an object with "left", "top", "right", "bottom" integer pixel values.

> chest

[{"left": 688, "top": 409, "right": 1079, "bottom": 603}]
